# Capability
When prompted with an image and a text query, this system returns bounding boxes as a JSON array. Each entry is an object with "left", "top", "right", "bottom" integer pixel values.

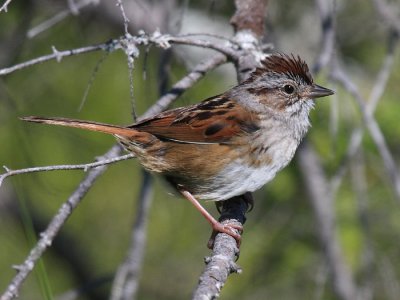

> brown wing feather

[{"left": 132, "top": 96, "right": 261, "bottom": 144}]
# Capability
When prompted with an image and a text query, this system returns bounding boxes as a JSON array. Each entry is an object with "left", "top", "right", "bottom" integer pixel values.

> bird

[{"left": 21, "top": 53, "right": 334, "bottom": 247}]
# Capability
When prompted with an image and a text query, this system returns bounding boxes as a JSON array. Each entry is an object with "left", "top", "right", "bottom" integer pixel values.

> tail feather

[{"left": 20, "top": 116, "right": 138, "bottom": 138}]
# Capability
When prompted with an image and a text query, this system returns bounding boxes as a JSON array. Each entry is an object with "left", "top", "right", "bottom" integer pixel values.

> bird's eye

[{"left": 283, "top": 84, "right": 295, "bottom": 94}]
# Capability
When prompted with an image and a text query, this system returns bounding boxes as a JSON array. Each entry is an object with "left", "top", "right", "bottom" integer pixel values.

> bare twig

[
  {"left": 67, "top": 0, "right": 80, "bottom": 15},
  {"left": 367, "top": 33, "right": 397, "bottom": 114},
  {"left": 27, "top": 0, "right": 99, "bottom": 38},
  {"left": 330, "top": 58, "right": 400, "bottom": 199},
  {"left": 371, "top": 0, "right": 400, "bottom": 35},
  {"left": 330, "top": 35, "right": 397, "bottom": 193},
  {"left": 116, "top": 0, "right": 130, "bottom": 34},
  {"left": 0, "top": 145, "right": 122, "bottom": 300},
  {"left": 351, "top": 150, "right": 375, "bottom": 300},
  {"left": 0, "top": 154, "right": 134, "bottom": 189},
  {"left": 313, "top": 0, "right": 336, "bottom": 73},
  {"left": 192, "top": 196, "right": 247, "bottom": 300},
  {"left": 164, "top": 35, "right": 238, "bottom": 59},
  {"left": 298, "top": 142, "right": 358, "bottom": 300},
  {"left": 109, "top": 171, "right": 153, "bottom": 300},
  {"left": 0, "top": 0, "right": 11, "bottom": 12},
  {"left": 78, "top": 52, "right": 110, "bottom": 112},
  {"left": 0, "top": 44, "right": 106, "bottom": 76},
  {"left": 142, "top": 54, "right": 227, "bottom": 119},
  {"left": 0, "top": 32, "right": 236, "bottom": 77}
]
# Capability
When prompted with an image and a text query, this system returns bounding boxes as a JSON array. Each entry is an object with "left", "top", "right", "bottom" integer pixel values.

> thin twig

[
  {"left": 142, "top": 54, "right": 227, "bottom": 119},
  {"left": 0, "top": 154, "right": 134, "bottom": 189},
  {"left": 0, "top": 44, "right": 106, "bottom": 76},
  {"left": 0, "top": 0, "right": 11, "bottom": 12},
  {"left": 298, "top": 142, "right": 358, "bottom": 300},
  {"left": 330, "top": 58, "right": 400, "bottom": 199},
  {"left": 78, "top": 52, "right": 109, "bottom": 112},
  {"left": 165, "top": 35, "right": 238, "bottom": 59},
  {"left": 109, "top": 171, "right": 153, "bottom": 300},
  {"left": 116, "top": 0, "right": 130, "bottom": 34},
  {"left": 0, "top": 145, "right": 122, "bottom": 300},
  {"left": 371, "top": 0, "right": 400, "bottom": 35},
  {"left": 351, "top": 150, "right": 375, "bottom": 300},
  {"left": 178, "top": 33, "right": 237, "bottom": 43},
  {"left": 330, "top": 35, "right": 397, "bottom": 193},
  {"left": 127, "top": 55, "right": 137, "bottom": 122},
  {"left": 313, "top": 0, "right": 336, "bottom": 73},
  {"left": 27, "top": 0, "right": 99, "bottom": 38},
  {"left": 0, "top": 32, "right": 235, "bottom": 77}
]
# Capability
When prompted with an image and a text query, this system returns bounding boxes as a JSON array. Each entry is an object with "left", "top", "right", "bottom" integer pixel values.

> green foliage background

[{"left": 1, "top": 1, "right": 400, "bottom": 299}]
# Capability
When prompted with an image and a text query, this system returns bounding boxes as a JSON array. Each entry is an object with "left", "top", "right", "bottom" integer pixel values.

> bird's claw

[{"left": 207, "top": 222, "right": 243, "bottom": 249}]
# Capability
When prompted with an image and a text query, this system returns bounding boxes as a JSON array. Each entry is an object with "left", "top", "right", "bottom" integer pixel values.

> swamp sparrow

[{"left": 22, "top": 54, "right": 333, "bottom": 247}]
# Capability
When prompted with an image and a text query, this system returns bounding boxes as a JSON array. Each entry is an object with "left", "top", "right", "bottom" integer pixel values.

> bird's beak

[{"left": 309, "top": 84, "right": 334, "bottom": 99}]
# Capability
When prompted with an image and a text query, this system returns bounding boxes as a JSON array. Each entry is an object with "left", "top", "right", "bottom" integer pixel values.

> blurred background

[{"left": 1, "top": 0, "right": 400, "bottom": 299}]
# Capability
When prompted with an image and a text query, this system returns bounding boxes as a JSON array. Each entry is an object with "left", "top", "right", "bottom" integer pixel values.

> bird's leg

[{"left": 179, "top": 190, "right": 243, "bottom": 249}]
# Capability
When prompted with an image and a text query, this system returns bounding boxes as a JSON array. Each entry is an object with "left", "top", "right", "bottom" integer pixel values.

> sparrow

[{"left": 21, "top": 53, "right": 334, "bottom": 247}]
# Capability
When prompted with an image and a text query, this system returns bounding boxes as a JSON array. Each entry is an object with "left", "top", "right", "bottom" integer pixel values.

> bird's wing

[{"left": 132, "top": 95, "right": 260, "bottom": 144}]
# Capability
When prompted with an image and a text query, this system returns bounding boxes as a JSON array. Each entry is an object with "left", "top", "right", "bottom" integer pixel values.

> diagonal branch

[
  {"left": 0, "top": 145, "right": 122, "bottom": 300},
  {"left": 26, "top": 0, "right": 99, "bottom": 38},
  {"left": 109, "top": 171, "right": 153, "bottom": 300},
  {"left": 298, "top": 142, "right": 358, "bottom": 300},
  {"left": 370, "top": 0, "right": 400, "bottom": 35},
  {"left": 330, "top": 57, "right": 400, "bottom": 199},
  {"left": 0, "top": 0, "right": 12, "bottom": 12},
  {"left": 330, "top": 35, "right": 397, "bottom": 193}
]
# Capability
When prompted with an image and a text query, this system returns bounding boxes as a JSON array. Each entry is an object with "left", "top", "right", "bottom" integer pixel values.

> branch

[
  {"left": 0, "top": 154, "right": 134, "bottom": 189},
  {"left": 0, "top": 44, "right": 106, "bottom": 76},
  {"left": 116, "top": 0, "right": 130, "bottom": 35},
  {"left": 230, "top": 0, "right": 268, "bottom": 82},
  {"left": 298, "top": 142, "right": 358, "bottom": 300},
  {"left": 26, "top": 0, "right": 99, "bottom": 38},
  {"left": 0, "top": 32, "right": 235, "bottom": 77},
  {"left": 230, "top": 0, "right": 266, "bottom": 37},
  {"left": 330, "top": 35, "right": 397, "bottom": 193},
  {"left": 0, "top": 145, "right": 122, "bottom": 300},
  {"left": 192, "top": 196, "right": 248, "bottom": 299},
  {"left": 109, "top": 171, "right": 153, "bottom": 300},
  {"left": 371, "top": 0, "right": 400, "bottom": 35},
  {"left": 350, "top": 150, "right": 375, "bottom": 300},
  {"left": 313, "top": 0, "right": 336, "bottom": 73},
  {"left": 330, "top": 57, "right": 400, "bottom": 199},
  {"left": 0, "top": 0, "right": 11, "bottom": 12},
  {"left": 143, "top": 54, "right": 227, "bottom": 119}
]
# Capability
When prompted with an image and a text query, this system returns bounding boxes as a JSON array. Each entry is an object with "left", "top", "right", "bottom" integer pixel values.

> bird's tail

[{"left": 20, "top": 116, "right": 139, "bottom": 138}]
